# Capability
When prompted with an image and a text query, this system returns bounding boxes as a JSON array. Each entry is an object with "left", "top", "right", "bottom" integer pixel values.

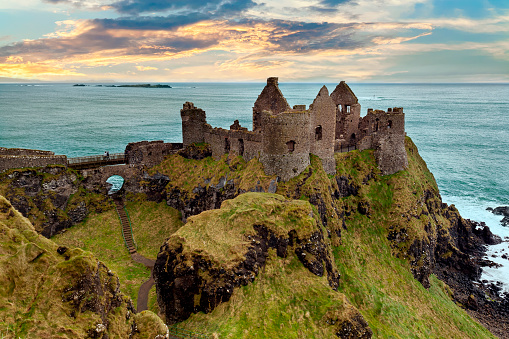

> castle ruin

[
  {"left": 181, "top": 77, "right": 408, "bottom": 180},
  {"left": 0, "top": 78, "right": 407, "bottom": 179}
]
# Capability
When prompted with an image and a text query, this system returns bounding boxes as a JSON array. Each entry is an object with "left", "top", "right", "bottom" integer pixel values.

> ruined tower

[
  {"left": 309, "top": 86, "right": 336, "bottom": 174},
  {"left": 181, "top": 102, "right": 207, "bottom": 147},
  {"left": 330, "top": 81, "right": 361, "bottom": 148},
  {"left": 252, "top": 77, "right": 291, "bottom": 132},
  {"left": 358, "top": 107, "right": 408, "bottom": 175},
  {"left": 260, "top": 110, "right": 311, "bottom": 181}
]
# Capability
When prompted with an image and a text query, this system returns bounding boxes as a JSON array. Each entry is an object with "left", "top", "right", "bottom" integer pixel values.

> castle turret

[
  {"left": 330, "top": 81, "right": 361, "bottom": 147},
  {"left": 181, "top": 102, "right": 207, "bottom": 147},
  {"left": 309, "top": 86, "right": 336, "bottom": 174},
  {"left": 252, "top": 77, "right": 291, "bottom": 132},
  {"left": 260, "top": 110, "right": 311, "bottom": 181}
]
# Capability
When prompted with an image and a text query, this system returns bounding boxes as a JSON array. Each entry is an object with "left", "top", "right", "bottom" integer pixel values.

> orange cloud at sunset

[
  {"left": 0, "top": 61, "right": 85, "bottom": 80},
  {"left": 1, "top": 0, "right": 508, "bottom": 82}
]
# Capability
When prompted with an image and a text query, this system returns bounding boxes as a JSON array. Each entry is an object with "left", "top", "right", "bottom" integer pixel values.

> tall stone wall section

[
  {"left": 181, "top": 102, "right": 208, "bottom": 147},
  {"left": 309, "top": 86, "right": 336, "bottom": 174},
  {"left": 330, "top": 81, "right": 361, "bottom": 148},
  {"left": 260, "top": 111, "right": 311, "bottom": 181},
  {"left": 252, "top": 77, "right": 291, "bottom": 132},
  {"left": 204, "top": 125, "right": 262, "bottom": 162},
  {"left": 125, "top": 140, "right": 182, "bottom": 168},
  {"left": 358, "top": 108, "right": 407, "bottom": 175}
]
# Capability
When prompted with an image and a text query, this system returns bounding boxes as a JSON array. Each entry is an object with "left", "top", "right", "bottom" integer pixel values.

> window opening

[
  {"left": 315, "top": 126, "right": 322, "bottom": 141},
  {"left": 286, "top": 140, "right": 296, "bottom": 153}
]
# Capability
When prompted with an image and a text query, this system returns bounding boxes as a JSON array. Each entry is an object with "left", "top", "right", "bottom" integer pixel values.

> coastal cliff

[
  {"left": 149, "top": 137, "right": 503, "bottom": 338},
  {"left": 0, "top": 137, "right": 506, "bottom": 337}
]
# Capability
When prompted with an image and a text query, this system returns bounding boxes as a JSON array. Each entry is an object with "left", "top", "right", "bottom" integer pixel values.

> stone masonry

[
  {"left": 0, "top": 148, "right": 67, "bottom": 172},
  {"left": 181, "top": 77, "right": 408, "bottom": 180}
]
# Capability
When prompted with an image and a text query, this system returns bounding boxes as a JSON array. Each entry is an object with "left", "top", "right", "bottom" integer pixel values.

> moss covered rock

[{"left": 0, "top": 195, "right": 165, "bottom": 338}]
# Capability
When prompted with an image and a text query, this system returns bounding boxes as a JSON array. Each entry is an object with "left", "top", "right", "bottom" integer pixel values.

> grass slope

[
  {"left": 53, "top": 199, "right": 183, "bottom": 313},
  {"left": 159, "top": 138, "right": 494, "bottom": 338},
  {"left": 0, "top": 195, "right": 168, "bottom": 339}
]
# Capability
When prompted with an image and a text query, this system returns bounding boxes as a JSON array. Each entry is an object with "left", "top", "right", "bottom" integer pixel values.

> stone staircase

[{"left": 114, "top": 199, "right": 137, "bottom": 254}]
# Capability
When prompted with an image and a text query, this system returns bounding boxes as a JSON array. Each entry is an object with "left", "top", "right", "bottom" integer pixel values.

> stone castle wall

[
  {"left": 309, "top": 86, "right": 336, "bottom": 174},
  {"left": 358, "top": 107, "right": 407, "bottom": 175},
  {"left": 180, "top": 78, "right": 408, "bottom": 180},
  {"left": 0, "top": 148, "right": 67, "bottom": 172},
  {"left": 204, "top": 126, "right": 262, "bottom": 161},
  {"left": 125, "top": 140, "right": 182, "bottom": 167},
  {"left": 181, "top": 102, "right": 207, "bottom": 147}
]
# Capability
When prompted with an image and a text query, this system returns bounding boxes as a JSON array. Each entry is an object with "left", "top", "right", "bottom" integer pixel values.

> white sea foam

[{"left": 442, "top": 194, "right": 509, "bottom": 293}]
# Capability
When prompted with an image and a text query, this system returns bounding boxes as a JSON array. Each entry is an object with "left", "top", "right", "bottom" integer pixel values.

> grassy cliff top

[
  {"left": 168, "top": 192, "right": 319, "bottom": 266},
  {"left": 156, "top": 137, "right": 494, "bottom": 338},
  {"left": 0, "top": 195, "right": 167, "bottom": 338}
]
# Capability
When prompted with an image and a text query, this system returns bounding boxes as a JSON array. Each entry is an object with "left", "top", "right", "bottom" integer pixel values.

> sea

[{"left": 1, "top": 82, "right": 508, "bottom": 290}]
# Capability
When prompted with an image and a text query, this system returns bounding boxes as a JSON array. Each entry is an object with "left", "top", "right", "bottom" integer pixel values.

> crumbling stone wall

[
  {"left": 203, "top": 125, "right": 262, "bottom": 161},
  {"left": 181, "top": 102, "right": 208, "bottom": 147},
  {"left": 0, "top": 148, "right": 67, "bottom": 172},
  {"left": 125, "top": 140, "right": 182, "bottom": 168},
  {"left": 309, "top": 86, "right": 336, "bottom": 175},
  {"left": 252, "top": 77, "right": 291, "bottom": 132},
  {"left": 330, "top": 81, "right": 361, "bottom": 148},
  {"left": 358, "top": 108, "right": 407, "bottom": 175}
]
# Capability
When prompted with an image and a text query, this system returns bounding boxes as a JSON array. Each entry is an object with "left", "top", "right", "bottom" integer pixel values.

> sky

[{"left": 0, "top": 0, "right": 508, "bottom": 82}]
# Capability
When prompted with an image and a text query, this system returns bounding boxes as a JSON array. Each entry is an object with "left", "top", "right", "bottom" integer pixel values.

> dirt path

[
  {"left": 131, "top": 253, "right": 156, "bottom": 312},
  {"left": 113, "top": 197, "right": 156, "bottom": 312}
]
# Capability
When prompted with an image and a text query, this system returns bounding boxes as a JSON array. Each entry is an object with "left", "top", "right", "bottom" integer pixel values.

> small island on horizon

[{"left": 73, "top": 83, "right": 172, "bottom": 88}]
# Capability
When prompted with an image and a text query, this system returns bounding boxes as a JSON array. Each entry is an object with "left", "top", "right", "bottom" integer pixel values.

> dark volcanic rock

[
  {"left": 335, "top": 175, "right": 359, "bottom": 198},
  {"left": 166, "top": 181, "right": 237, "bottom": 223},
  {"left": 154, "top": 194, "right": 341, "bottom": 325},
  {"left": 487, "top": 206, "right": 509, "bottom": 226}
]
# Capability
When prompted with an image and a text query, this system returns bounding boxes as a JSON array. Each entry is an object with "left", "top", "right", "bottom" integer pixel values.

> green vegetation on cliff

[
  {"left": 53, "top": 199, "right": 183, "bottom": 311},
  {"left": 153, "top": 137, "right": 494, "bottom": 338},
  {"left": 0, "top": 195, "right": 167, "bottom": 338}
]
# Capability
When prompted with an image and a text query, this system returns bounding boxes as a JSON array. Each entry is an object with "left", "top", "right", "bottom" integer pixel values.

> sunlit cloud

[
  {"left": 135, "top": 65, "right": 158, "bottom": 71},
  {"left": 424, "top": 14, "right": 509, "bottom": 33},
  {"left": 0, "top": 61, "right": 86, "bottom": 80},
  {"left": 0, "top": 0, "right": 508, "bottom": 82}
]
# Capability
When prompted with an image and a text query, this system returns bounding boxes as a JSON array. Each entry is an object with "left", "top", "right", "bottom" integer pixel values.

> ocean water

[{"left": 1, "top": 82, "right": 508, "bottom": 288}]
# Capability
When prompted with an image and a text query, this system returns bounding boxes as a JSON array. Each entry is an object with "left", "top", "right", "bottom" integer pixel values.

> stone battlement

[{"left": 181, "top": 78, "right": 408, "bottom": 180}]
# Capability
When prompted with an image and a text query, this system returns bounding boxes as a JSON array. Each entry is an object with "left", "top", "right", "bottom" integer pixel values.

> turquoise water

[{"left": 1, "top": 83, "right": 508, "bottom": 238}]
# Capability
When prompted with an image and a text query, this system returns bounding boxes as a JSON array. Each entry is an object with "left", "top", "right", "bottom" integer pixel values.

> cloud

[
  {"left": 109, "top": 0, "right": 256, "bottom": 15},
  {"left": 8, "top": 0, "right": 508, "bottom": 82},
  {"left": 135, "top": 65, "right": 158, "bottom": 71},
  {"left": 0, "top": 61, "right": 85, "bottom": 79}
]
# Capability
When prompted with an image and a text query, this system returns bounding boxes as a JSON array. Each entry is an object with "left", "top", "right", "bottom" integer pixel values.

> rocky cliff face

[
  {"left": 154, "top": 193, "right": 370, "bottom": 337},
  {"left": 0, "top": 165, "right": 170, "bottom": 237},
  {"left": 150, "top": 138, "right": 502, "bottom": 338},
  {"left": 1, "top": 139, "right": 504, "bottom": 338}
]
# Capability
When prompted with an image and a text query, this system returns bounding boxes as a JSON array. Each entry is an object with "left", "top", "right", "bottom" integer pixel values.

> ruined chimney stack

[{"left": 267, "top": 77, "right": 279, "bottom": 86}]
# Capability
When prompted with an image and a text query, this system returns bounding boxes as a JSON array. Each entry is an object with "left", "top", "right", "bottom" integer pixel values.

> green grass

[
  {"left": 169, "top": 192, "right": 319, "bottom": 268},
  {"left": 155, "top": 137, "right": 495, "bottom": 338},
  {"left": 178, "top": 250, "right": 348, "bottom": 338},
  {"left": 0, "top": 195, "right": 166, "bottom": 339},
  {"left": 149, "top": 153, "right": 276, "bottom": 199},
  {"left": 53, "top": 199, "right": 183, "bottom": 312}
]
